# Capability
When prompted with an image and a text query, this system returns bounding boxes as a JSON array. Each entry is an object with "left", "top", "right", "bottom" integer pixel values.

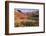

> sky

[{"left": 15, "top": 8, "right": 39, "bottom": 13}]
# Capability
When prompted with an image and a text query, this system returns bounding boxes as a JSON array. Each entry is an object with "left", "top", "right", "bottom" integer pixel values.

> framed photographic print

[{"left": 5, "top": 1, "right": 45, "bottom": 35}]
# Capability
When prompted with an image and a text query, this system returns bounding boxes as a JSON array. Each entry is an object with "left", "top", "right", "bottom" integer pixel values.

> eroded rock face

[
  {"left": 15, "top": 12, "right": 28, "bottom": 19},
  {"left": 14, "top": 11, "right": 37, "bottom": 24},
  {"left": 14, "top": 11, "right": 28, "bottom": 25}
]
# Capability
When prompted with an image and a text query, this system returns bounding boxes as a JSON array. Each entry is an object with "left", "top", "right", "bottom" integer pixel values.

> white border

[{"left": 9, "top": 3, "right": 44, "bottom": 33}]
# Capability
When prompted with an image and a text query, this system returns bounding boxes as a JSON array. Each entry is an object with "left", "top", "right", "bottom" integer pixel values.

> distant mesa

[{"left": 17, "top": 10, "right": 24, "bottom": 14}]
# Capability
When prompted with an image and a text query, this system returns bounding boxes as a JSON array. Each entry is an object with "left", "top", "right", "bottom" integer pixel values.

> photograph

[
  {"left": 5, "top": 1, "right": 45, "bottom": 35},
  {"left": 14, "top": 8, "right": 39, "bottom": 27}
]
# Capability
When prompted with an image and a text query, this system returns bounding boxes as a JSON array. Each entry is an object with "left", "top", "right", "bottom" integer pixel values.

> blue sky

[{"left": 15, "top": 8, "right": 39, "bottom": 13}]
